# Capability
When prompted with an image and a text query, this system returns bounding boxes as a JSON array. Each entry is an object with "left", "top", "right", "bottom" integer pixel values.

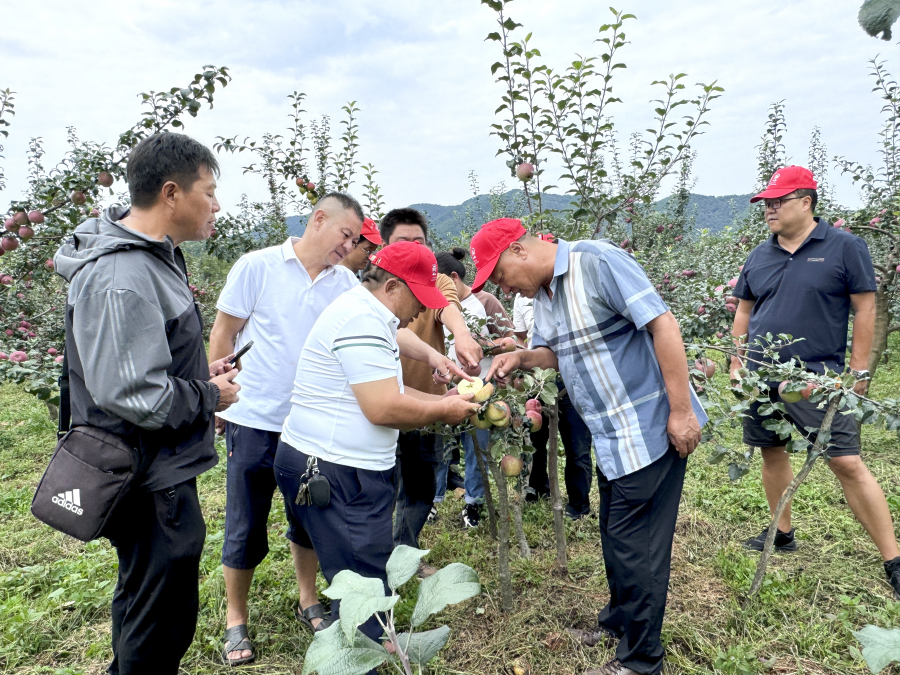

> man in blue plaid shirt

[{"left": 477, "top": 219, "right": 706, "bottom": 675}]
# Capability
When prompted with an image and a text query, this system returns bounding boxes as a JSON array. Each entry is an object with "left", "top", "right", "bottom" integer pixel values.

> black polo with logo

[{"left": 733, "top": 218, "right": 877, "bottom": 374}]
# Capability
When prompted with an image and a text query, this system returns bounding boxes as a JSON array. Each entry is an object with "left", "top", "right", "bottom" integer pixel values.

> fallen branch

[{"left": 748, "top": 395, "right": 842, "bottom": 596}]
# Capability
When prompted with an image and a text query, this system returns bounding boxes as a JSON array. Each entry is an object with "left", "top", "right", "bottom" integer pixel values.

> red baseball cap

[
  {"left": 539, "top": 233, "right": 556, "bottom": 242},
  {"left": 360, "top": 217, "right": 382, "bottom": 246},
  {"left": 368, "top": 241, "right": 448, "bottom": 309},
  {"left": 750, "top": 166, "right": 818, "bottom": 203},
  {"left": 469, "top": 218, "right": 527, "bottom": 292}
]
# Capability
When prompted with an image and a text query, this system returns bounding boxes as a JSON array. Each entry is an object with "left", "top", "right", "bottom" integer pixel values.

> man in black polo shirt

[{"left": 729, "top": 165, "right": 900, "bottom": 597}]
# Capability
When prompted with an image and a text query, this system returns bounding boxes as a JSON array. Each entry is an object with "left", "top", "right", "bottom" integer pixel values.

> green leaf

[
  {"left": 410, "top": 563, "right": 481, "bottom": 628},
  {"left": 302, "top": 622, "right": 389, "bottom": 675},
  {"left": 853, "top": 625, "right": 900, "bottom": 673},
  {"left": 324, "top": 570, "right": 385, "bottom": 601},
  {"left": 338, "top": 593, "right": 398, "bottom": 643},
  {"left": 395, "top": 626, "right": 451, "bottom": 665},
  {"left": 387, "top": 545, "right": 430, "bottom": 592}
]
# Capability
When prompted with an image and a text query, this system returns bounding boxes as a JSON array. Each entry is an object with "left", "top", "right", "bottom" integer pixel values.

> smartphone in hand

[{"left": 229, "top": 340, "right": 254, "bottom": 365}]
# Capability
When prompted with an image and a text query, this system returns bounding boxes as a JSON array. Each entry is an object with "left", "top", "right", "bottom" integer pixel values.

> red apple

[
  {"left": 525, "top": 410, "right": 542, "bottom": 431},
  {"left": 525, "top": 398, "right": 542, "bottom": 415},
  {"left": 47, "top": 347, "right": 57, "bottom": 355},
  {"left": 70, "top": 191, "right": 86, "bottom": 205},
  {"left": 500, "top": 454, "right": 524, "bottom": 477},
  {"left": 20, "top": 321, "right": 30, "bottom": 328},
  {"left": 728, "top": 278, "right": 738, "bottom": 288},
  {"left": 13, "top": 212, "right": 27, "bottom": 226},
  {"left": 45, "top": 259, "right": 54, "bottom": 270},
  {"left": 516, "top": 162, "right": 535, "bottom": 181},
  {"left": 696, "top": 306, "right": 706, "bottom": 316},
  {"left": 655, "top": 225, "right": 665, "bottom": 233},
  {"left": 18, "top": 226, "right": 34, "bottom": 241},
  {"left": 695, "top": 358, "right": 716, "bottom": 378},
  {"left": 97, "top": 171, "right": 114, "bottom": 187},
  {"left": 3, "top": 218, "right": 14, "bottom": 232},
  {"left": 306, "top": 182, "right": 316, "bottom": 191},
  {"left": 1, "top": 237, "right": 18, "bottom": 252},
  {"left": 725, "top": 303, "right": 737, "bottom": 313},
  {"left": 682, "top": 270, "right": 696, "bottom": 278},
  {"left": 55, "top": 355, "right": 64, "bottom": 363},
  {"left": 674, "top": 235, "right": 683, "bottom": 241},
  {"left": 0, "top": 352, "right": 7, "bottom": 360},
  {"left": 800, "top": 382, "right": 817, "bottom": 400},
  {"left": 9, "top": 351, "right": 27, "bottom": 363},
  {"left": 27, "top": 210, "right": 44, "bottom": 224}
]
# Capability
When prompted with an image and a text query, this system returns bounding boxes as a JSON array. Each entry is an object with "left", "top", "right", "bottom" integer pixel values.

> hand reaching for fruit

[
  {"left": 484, "top": 351, "right": 524, "bottom": 386},
  {"left": 440, "top": 393, "right": 481, "bottom": 425}
]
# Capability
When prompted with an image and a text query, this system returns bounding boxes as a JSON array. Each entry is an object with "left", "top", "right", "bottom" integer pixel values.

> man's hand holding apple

[{"left": 440, "top": 393, "right": 481, "bottom": 424}]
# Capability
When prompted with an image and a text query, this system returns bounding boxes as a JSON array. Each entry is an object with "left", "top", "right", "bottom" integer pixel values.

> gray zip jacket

[{"left": 54, "top": 206, "right": 219, "bottom": 491}]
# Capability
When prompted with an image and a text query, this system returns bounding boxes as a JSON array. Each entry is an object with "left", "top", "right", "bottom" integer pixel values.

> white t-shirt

[
  {"left": 281, "top": 284, "right": 403, "bottom": 471},
  {"left": 513, "top": 294, "right": 534, "bottom": 347},
  {"left": 446, "top": 293, "right": 491, "bottom": 378},
  {"left": 216, "top": 238, "right": 359, "bottom": 432}
]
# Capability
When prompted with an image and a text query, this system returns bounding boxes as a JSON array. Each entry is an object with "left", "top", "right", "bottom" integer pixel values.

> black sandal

[
  {"left": 222, "top": 624, "right": 255, "bottom": 666},
  {"left": 295, "top": 602, "right": 333, "bottom": 632}
]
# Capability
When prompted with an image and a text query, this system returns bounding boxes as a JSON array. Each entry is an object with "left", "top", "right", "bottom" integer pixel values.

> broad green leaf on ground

[
  {"left": 386, "top": 545, "right": 429, "bottom": 591},
  {"left": 395, "top": 626, "right": 451, "bottom": 665},
  {"left": 410, "top": 563, "right": 480, "bottom": 628},
  {"left": 338, "top": 592, "right": 398, "bottom": 643},
  {"left": 302, "top": 622, "right": 389, "bottom": 675},
  {"left": 853, "top": 625, "right": 900, "bottom": 673},
  {"left": 323, "top": 570, "right": 385, "bottom": 601}
]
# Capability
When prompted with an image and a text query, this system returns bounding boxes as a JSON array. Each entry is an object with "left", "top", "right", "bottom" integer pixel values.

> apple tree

[{"left": 0, "top": 66, "right": 232, "bottom": 410}]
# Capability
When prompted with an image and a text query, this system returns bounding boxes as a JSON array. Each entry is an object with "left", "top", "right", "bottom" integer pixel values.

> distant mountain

[{"left": 285, "top": 191, "right": 753, "bottom": 238}]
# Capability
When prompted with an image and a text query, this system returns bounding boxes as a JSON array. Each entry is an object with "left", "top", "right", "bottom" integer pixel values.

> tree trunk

[
  {"left": 748, "top": 396, "right": 841, "bottom": 596},
  {"left": 509, "top": 485, "right": 531, "bottom": 559},
  {"left": 472, "top": 433, "right": 498, "bottom": 540},
  {"left": 546, "top": 399, "right": 568, "bottom": 574},
  {"left": 483, "top": 448, "right": 514, "bottom": 612},
  {"left": 867, "top": 249, "right": 897, "bottom": 380}
]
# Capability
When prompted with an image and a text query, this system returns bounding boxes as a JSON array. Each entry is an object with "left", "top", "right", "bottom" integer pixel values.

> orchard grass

[{"left": 0, "top": 340, "right": 899, "bottom": 673}]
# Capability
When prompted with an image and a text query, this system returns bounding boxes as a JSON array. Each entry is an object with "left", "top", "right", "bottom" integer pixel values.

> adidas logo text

[{"left": 52, "top": 489, "right": 83, "bottom": 516}]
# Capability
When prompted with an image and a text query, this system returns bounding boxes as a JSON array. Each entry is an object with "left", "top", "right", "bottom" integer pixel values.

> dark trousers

[
  {"left": 274, "top": 441, "right": 395, "bottom": 647},
  {"left": 222, "top": 422, "right": 307, "bottom": 568},
  {"left": 596, "top": 447, "right": 686, "bottom": 675},
  {"left": 529, "top": 391, "right": 594, "bottom": 515},
  {"left": 393, "top": 431, "right": 439, "bottom": 548},
  {"left": 106, "top": 478, "right": 206, "bottom": 675}
]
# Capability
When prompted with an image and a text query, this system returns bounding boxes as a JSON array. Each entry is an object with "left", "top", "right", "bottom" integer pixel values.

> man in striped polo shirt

[{"left": 480, "top": 219, "right": 706, "bottom": 675}]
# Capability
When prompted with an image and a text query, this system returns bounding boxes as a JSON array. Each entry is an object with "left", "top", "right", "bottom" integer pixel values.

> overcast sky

[{"left": 0, "top": 0, "right": 894, "bottom": 216}]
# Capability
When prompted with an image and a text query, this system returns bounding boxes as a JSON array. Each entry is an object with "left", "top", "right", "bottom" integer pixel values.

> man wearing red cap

[
  {"left": 340, "top": 216, "right": 382, "bottom": 274},
  {"left": 274, "top": 241, "right": 480, "bottom": 659},
  {"left": 479, "top": 218, "right": 706, "bottom": 675},
  {"left": 209, "top": 196, "right": 470, "bottom": 664},
  {"left": 729, "top": 166, "right": 900, "bottom": 596}
]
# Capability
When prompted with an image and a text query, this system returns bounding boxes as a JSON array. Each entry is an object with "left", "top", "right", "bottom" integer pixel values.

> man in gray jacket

[{"left": 54, "top": 133, "right": 241, "bottom": 675}]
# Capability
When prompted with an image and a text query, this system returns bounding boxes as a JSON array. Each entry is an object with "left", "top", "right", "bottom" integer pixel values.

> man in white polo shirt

[
  {"left": 209, "top": 195, "right": 468, "bottom": 664},
  {"left": 274, "top": 241, "right": 480, "bottom": 658}
]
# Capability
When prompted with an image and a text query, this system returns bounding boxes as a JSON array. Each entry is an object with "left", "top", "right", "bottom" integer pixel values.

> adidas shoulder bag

[{"left": 30, "top": 354, "right": 142, "bottom": 542}]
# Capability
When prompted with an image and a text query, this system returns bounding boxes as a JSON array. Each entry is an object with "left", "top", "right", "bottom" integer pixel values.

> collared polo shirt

[
  {"left": 280, "top": 284, "right": 403, "bottom": 471},
  {"left": 531, "top": 239, "right": 708, "bottom": 480},
  {"left": 733, "top": 219, "right": 876, "bottom": 374},
  {"left": 216, "top": 238, "right": 359, "bottom": 431}
]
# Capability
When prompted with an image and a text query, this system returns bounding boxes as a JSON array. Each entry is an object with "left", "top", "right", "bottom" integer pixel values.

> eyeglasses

[
  {"left": 762, "top": 196, "right": 804, "bottom": 210},
  {"left": 356, "top": 242, "right": 379, "bottom": 254}
]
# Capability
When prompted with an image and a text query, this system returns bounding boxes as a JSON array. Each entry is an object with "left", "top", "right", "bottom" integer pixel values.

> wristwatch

[{"left": 850, "top": 369, "right": 871, "bottom": 381}]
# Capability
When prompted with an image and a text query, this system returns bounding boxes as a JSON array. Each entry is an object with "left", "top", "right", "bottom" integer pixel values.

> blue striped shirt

[{"left": 531, "top": 239, "right": 708, "bottom": 480}]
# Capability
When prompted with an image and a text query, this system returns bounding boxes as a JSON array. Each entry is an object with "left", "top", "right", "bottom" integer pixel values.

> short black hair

[
  {"left": 126, "top": 133, "right": 220, "bottom": 209},
  {"left": 435, "top": 247, "right": 467, "bottom": 281},
  {"left": 380, "top": 208, "right": 428, "bottom": 244},
  {"left": 316, "top": 192, "right": 365, "bottom": 223},
  {"left": 360, "top": 263, "right": 399, "bottom": 286},
  {"left": 791, "top": 188, "right": 818, "bottom": 213}
]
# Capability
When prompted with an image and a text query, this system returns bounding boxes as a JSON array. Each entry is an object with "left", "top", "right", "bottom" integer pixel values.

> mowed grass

[{"left": 0, "top": 336, "right": 899, "bottom": 674}]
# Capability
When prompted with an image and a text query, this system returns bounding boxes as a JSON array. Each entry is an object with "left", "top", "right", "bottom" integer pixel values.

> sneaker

[
  {"left": 884, "top": 556, "right": 900, "bottom": 600},
  {"left": 461, "top": 504, "right": 481, "bottom": 529},
  {"left": 584, "top": 659, "right": 641, "bottom": 675},
  {"left": 743, "top": 526, "right": 797, "bottom": 552},
  {"left": 427, "top": 505, "right": 439, "bottom": 523}
]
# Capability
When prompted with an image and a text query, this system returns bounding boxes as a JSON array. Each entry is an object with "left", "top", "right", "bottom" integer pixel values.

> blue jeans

[{"left": 434, "top": 429, "right": 489, "bottom": 505}]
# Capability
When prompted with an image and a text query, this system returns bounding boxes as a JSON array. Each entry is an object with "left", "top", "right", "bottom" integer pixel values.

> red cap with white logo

[
  {"left": 469, "top": 218, "right": 528, "bottom": 292},
  {"left": 368, "top": 241, "right": 448, "bottom": 309},
  {"left": 750, "top": 166, "right": 818, "bottom": 203},
  {"left": 361, "top": 217, "right": 383, "bottom": 246}
]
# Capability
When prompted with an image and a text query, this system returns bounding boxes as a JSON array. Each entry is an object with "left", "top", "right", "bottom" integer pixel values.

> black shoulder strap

[{"left": 58, "top": 351, "right": 71, "bottom": 440}]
